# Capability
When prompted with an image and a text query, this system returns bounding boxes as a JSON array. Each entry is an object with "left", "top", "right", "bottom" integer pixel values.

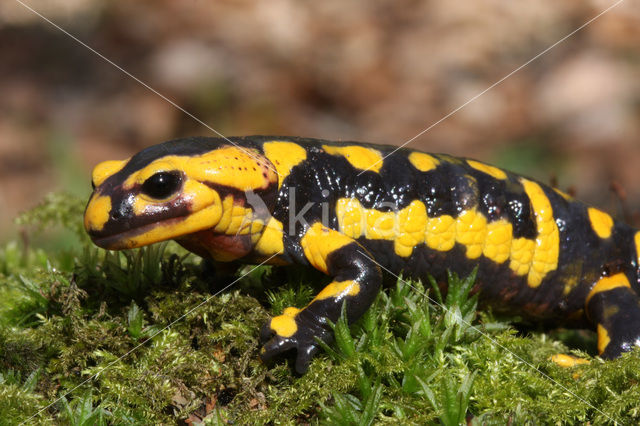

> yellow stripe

[
  {"left": 313, "top": 280, "right": 360, "bottom": 302},
  {"left": 301, "top": 223, "right": 355, "bottom": 273},
  {"left": 586, "top": 273, "right": 631, "bottom": 306},
  {"left": 521, "top": 179, "right": 560, "bottom": 288},
  {"left": 335, "top": 189, "right": 560, "bottom": 285}
]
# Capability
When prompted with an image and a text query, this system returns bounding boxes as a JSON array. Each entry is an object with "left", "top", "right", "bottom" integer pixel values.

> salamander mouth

[{"left": 89, "top": 215, "right": 188, "bottom": 250}]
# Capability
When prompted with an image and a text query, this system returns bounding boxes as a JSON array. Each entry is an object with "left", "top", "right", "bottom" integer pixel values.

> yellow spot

[
  {"left": 270, "top": 307, "right": 300, "bottom": 338},
  {"left": 585, "top": 273, "right": 631, "bottom": 306},
  {"left": 550, "top": 354, "right": 590, "bottom": 368},
  {"left": 588, "top": 207, "right": 614, "bottom": 239},
  {"left": 313, "top": 280, "right": 360, "bottom": 302},
  {"left": 124, "top": 146, "right": 277, "bottom": 193},
  {"left": 84, "top": 194, "right": 112, "bottom": 232},
  {"left": 263, "top": 141, "right": 307, "bottom": 189},
  {"left": 483, "top": 219, "right": 513, "bottom": 264},
  {"left": 323, "top": 145, "right": 383, "bottom": 173},
  {"left": 521, "top": 179, "right": 559, "bottom": 287},
  {"left": 467, "top": 160, "right": 507, "bottom": 180},
  {"left": 597, "top": 324, "right": 611, "bottom": 355},
  {"left": 91, "top": 159, "right": 128, "bottom": 187},
  {"left": 301, "top": 223, "right": 355, "bottom": 273},
  {"left": 408, "top": 152, "right": 440, "bottom": 172},
  {"left": 254, "top": 217, "right": 285, "bottom": 256},
  {"left": 455, "top": 209, "right": 487, "bottom": 259}
]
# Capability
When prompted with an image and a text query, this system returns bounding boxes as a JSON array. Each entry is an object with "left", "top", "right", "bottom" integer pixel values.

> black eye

[{"left": 141, "top": 171, "right": 183, "bottom": 200}]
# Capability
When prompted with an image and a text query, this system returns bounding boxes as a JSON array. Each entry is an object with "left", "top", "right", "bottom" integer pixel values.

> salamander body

[{"left": 84, "top": 136, "right": 640, "bottom": 372}]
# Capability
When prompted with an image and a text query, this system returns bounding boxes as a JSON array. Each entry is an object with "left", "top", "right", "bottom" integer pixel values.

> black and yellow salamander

[{"left": 84, "top": 136, "right": 640, "bottom": 373}]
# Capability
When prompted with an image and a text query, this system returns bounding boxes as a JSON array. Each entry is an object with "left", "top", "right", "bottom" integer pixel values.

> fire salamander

[{"left": 84, "top": 136, "right": 640, "bottom": 373}]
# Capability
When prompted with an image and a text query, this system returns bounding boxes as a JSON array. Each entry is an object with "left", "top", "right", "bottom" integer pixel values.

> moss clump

[{"left": 1, "top": 192, "right": 640, "bottom": 424}]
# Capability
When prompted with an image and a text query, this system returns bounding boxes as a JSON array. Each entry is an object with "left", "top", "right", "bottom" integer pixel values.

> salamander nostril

[{"left": 111, "top": 210, "right": 123, "bottom": 220}]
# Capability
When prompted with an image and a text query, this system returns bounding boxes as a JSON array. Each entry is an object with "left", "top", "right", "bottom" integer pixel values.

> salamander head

[{"left": 84, "top": 137, "right": 278, "bottom": 250}]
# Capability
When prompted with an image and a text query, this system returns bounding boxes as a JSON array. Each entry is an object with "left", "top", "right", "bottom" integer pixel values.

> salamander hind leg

[
  {"left": 260, "top": 223, "right": 382, "bottom": 374},
  {"left": 586, "top": 273, "right": 640, "bottom": 359}
]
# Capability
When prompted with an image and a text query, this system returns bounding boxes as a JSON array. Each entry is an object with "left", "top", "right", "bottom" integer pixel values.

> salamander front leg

[
  {"left": 260, "top": 223, "right": 382, "bottom": 373},
  {"left": 586, "top": 273, "right": 640, "bottom": 358}
]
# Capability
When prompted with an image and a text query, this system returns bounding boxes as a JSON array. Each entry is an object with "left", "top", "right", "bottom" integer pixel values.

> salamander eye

[{"left": 141, "top": 171, "right": 183, "bottom": 200}]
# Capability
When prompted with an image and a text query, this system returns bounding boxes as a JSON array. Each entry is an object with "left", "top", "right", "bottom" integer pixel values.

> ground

[{"left": 1, "top": 193, "right": 640, "bottom": 424}]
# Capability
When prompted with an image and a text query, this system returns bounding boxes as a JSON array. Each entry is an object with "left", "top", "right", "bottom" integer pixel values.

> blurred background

[{"left": 0, "top": 0, "right": 639, "bottom": 241}]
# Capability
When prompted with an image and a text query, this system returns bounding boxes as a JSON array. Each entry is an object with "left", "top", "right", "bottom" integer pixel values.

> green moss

[
  {"left": 1, "top": 192, "right": 640, "bottom": 424},
  {"left": 0, "top": 383, "right": 50, "bottom": 426}
]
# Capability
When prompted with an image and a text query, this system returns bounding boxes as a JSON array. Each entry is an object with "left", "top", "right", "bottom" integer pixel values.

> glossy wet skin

[
  {"left": 85, "top": 135, "right": 640, "bottom": 373},
  {"left": 85, "top": 138, "right": 277, "bottom": 252}
]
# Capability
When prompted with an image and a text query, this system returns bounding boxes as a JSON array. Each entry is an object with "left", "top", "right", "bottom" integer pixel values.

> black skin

[
  {"left": 586, "top": 282, "right": 640, "bottom": 358},
  {"left": 87, "top": 136, "right": 640, "bottom": 373}
]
